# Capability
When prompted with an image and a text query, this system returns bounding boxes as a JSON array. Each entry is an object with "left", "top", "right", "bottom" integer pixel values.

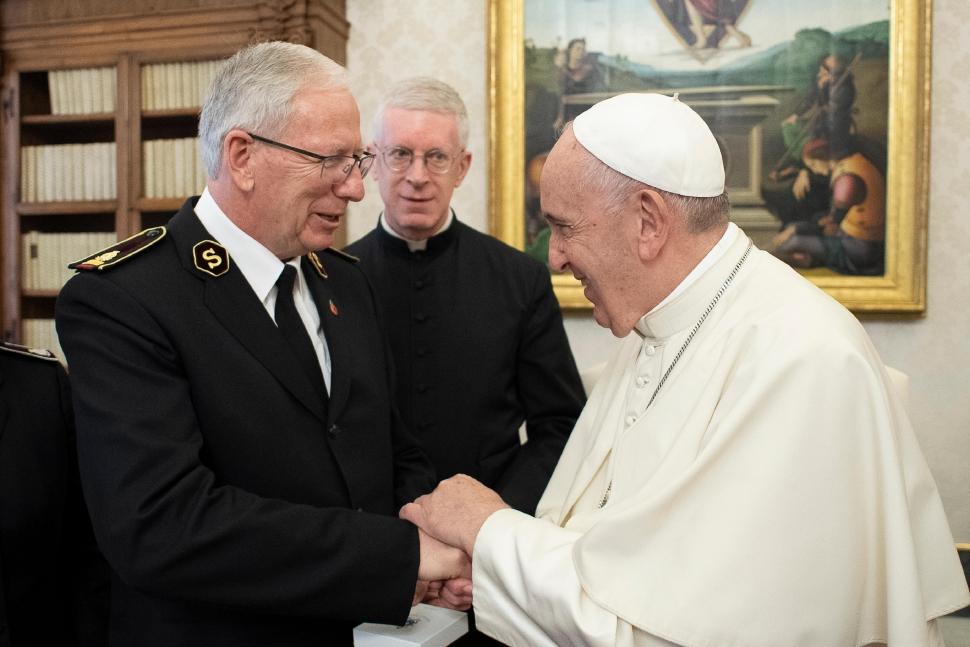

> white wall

[{"left": 346, "top": 0, "right": 970, "bottom": 541}]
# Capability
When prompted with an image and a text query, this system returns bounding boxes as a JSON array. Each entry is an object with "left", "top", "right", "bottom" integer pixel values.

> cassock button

[
  {"left": 414, "top": 313, "right": 428, "bottom": 323},
  {"left": 417, "top": 384, "right": 429, "bottom": 394},
  {"left": 414, "top": 279, "right": 425, "bottom": 290},
  {"left": 328, "top": 424, "right": 342, "bottom": 438},
  {"left": 624, "top": 415, "right": 637, "bottom": 427},
  {"left": 645, "top": 345, "right": 656, "bottom": 356},
  {"left": 636, "top": 376, "right": 649, "bottom": 388},
  {"left": 416, "top": 347, "right": 429, "bottom": 357}
]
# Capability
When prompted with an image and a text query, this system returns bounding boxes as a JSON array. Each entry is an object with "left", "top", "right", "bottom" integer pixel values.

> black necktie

[{"left": 275, "top": 265, "right": 328, "bottom": 403}]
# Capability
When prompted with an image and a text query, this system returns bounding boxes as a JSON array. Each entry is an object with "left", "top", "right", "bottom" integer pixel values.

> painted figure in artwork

[
  {"left": 772, "top": 138, "right": 885, "bottom": 275},
  {"left": 655, "top": 0, "right": 753, "bottom": 51},
  {"left": 552, "top": 38, "right": 604, "bottom": 132}
]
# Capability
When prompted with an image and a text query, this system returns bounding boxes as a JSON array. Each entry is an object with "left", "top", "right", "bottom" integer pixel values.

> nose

[
  {"left": 547, "top": 231, "right": 568, "bottom": 272},
  {"left": 335, "top": 167, "right": 365, "bottom": 202},
  {"left": 405, "top": 156, "right": 430, "bottom": 185}
]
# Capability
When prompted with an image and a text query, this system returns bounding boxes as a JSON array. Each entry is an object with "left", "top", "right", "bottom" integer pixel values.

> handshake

[{"left": 402, "top": 474, "right": 510, "bottom": 610}]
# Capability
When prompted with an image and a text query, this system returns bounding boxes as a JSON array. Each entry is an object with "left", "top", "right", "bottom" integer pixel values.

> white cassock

[{"left": 471, "top": 226, "right": 970, "bottom": 647}]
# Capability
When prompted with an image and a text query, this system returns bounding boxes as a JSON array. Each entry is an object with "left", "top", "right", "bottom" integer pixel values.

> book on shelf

[
  {"left": 22, "top": 231, "right": 116, "bottom": 291},
  {"left": 21, "top": 142, "right": 117, "bottom": 203},
  {"left": 141, "top": 59, "right": 223, "bottom": 110},
  {"left": 143, "top": 137, "right": 204, "bottom": 199},
  {"left": 46, "top": 67, "right": 116, "bottom": 116}
]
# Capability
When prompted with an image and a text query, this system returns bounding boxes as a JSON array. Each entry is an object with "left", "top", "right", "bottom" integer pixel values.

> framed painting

[{"left": 488, "top": 0, "right": 931, "bottom": 313}]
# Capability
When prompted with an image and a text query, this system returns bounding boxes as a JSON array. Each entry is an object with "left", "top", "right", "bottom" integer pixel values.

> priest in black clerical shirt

[{"left": 346, "top": 78, "right": 585, "bottom": 520}]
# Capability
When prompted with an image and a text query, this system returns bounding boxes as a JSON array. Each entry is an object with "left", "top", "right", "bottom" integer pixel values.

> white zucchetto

[{"left": 572, "top": 93, "right": 726, "bottom": 198}]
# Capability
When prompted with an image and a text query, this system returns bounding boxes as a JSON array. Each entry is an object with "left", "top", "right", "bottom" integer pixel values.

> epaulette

[
  {"left": 324, "top": 248, "right": 359, "bottom": 263},
  {"left": 69, "top": 226, "right": 167, "bottom": 272},
  {"left": 0, "top": 341, "right": 58, "bottom": 362}
]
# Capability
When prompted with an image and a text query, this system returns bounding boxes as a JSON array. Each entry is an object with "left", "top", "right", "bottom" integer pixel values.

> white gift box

[{"left": 354, "top": 604, "right": 469, "bottom": 647}]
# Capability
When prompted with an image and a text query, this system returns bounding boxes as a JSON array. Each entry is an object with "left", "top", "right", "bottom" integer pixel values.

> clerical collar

[
  {"left": 635, "top": 222, "right": 740, "bottom": 338},
  {"left": 379, "top": 209, "right": 454, "bottom": 251}
]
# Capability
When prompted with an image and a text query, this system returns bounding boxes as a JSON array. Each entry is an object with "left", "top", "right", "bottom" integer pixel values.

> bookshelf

[{"left": 1, "top": 0, "right": 350, "bottom": 350}]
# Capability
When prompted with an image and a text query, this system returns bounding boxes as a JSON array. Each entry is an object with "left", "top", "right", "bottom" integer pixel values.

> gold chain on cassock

[{"left": 598, "top": 242, "right": 753, "bottom": 509}]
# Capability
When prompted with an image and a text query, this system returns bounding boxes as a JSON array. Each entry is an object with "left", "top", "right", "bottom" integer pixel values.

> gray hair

[
  {"left": 199, "top": 41, "right": 348, "bottom": 179},
  {"left": 372, "top": 77, "right": 469, "bottom": 148},
  {"left": 577, "top": 143, "right": 730, "bottom": 234}
]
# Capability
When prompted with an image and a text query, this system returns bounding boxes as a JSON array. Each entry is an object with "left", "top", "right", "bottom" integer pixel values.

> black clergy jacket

[
  {"left": 55, "top": 199, "right": 436, "bottom": 647},
  {"left": 346, "top": 216, "right": 585, "bottom": 514},
  {"left": 0, "top": 346, "right": 109, "bottom": 647}
]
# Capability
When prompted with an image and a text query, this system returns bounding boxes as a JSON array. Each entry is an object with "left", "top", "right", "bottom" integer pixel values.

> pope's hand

[{"left": 401, "top": 474, "right": 509, "bottom": 556}]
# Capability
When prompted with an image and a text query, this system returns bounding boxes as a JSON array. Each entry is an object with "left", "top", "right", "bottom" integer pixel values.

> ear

[
  {"left": 453, "top": 149, "right": 472, "bottom": 188},
  {"left": 635, "top": 188, "right": 670, "bottom": 261},
  {"left": 223, "top": 129, "right": 257, "bottom": 192}
]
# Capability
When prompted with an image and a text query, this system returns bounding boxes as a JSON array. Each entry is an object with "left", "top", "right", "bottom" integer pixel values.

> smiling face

[
  {"left": 541, "top": 130, "right": 644, "bottom": 336},
  {"left": 372, "top": 106, "right": 471, "bottom": 241},
  {"left": 245, "top": 86, "right": 365, "bottom": 258}
]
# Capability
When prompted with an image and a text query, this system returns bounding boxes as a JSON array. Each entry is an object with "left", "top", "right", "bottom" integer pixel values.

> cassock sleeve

[
  {"left": 495, "top": 265, "right": 585, "bottom": 514},
  {"left": 56, "top": 274, "right": 420, "bottom": 624},
  {"left": 471, "top": 509, "right": 676, "bottom": 647}
]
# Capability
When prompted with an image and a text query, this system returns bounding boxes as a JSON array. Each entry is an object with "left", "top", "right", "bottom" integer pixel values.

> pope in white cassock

[{"left": 401, "top": 93, "right": 970, "bottom": 646}]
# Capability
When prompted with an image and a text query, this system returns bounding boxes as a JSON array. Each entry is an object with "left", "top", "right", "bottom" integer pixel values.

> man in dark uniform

[
  {"left": 55, "top": 43, "right": 468, "bottom": 647},
  {"left": 347, "top": 78, "right": 585, "bottom": 644},
  {"left": 0, "top": 342, "right": 109, "bottom": 646}
]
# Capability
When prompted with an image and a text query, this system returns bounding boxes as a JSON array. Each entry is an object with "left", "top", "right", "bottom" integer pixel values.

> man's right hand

[
  {"left": 417, "top": 528, "right": 470, "bottom": 582},
  {"left": 415, "top": 529, "right": 472, "bottom": 610}
]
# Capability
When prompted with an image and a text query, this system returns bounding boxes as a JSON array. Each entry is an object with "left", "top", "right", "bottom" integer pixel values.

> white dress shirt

[{"left": 194, "top": 189, "right": 331, "bottom": 392}]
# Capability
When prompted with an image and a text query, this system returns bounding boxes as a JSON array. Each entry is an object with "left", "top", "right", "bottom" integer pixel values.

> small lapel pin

[
  {"left": 329, "top": 300, "right": 339, "bottom": 316},
  {"left": 192, "top": 240, "right": 230, "bottom": 277}
]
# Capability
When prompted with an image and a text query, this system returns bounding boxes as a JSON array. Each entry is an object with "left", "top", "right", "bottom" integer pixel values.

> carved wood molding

[{"left": 253, "top": 0, "right": 312, "bottom": 45}]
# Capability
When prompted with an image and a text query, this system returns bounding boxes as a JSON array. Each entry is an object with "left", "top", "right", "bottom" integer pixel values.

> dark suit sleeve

[
  {"left": 56, "top": 366, "right": 111, "bottom": 647},
  {"left": 56, "top": 275, "right": 419, "bottom": 625},
  {"left": 494, "top": 263, "right": 586, "bottom": 514}
]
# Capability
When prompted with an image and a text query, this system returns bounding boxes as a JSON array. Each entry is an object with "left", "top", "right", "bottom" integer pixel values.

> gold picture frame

[{"left": 488, "top": 0, "right": 931, "bottom": 314}]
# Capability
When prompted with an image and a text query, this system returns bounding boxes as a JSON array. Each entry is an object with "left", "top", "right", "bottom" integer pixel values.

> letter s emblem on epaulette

[{"left": 193, "top": 240, "right": 230, "bottom": 277}]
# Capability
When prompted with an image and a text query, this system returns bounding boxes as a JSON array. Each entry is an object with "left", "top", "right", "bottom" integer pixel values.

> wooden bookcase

[{"left": 0, "top": 0, "right": 349, "bottom": 348}]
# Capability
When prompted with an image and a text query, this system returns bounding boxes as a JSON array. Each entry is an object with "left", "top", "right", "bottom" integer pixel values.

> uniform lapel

[
  {"left": 167, "top": 202, "right": 328, "bottom": 424},
  {"left": 302, "top": 255, "right": 350, "bottom": 422}
]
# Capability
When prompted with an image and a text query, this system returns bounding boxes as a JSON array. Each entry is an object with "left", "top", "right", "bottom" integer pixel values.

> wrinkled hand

[{"left": 401, "top": 474, "right": 510, "bottom": 556}]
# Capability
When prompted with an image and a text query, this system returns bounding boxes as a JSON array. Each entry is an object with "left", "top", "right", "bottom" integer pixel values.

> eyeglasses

[
  {"left": 376, "top": 145, "right": 460, "bottom": 174},
  {"left": 247, "top": 133, "right": 375, "bottom": 180}
]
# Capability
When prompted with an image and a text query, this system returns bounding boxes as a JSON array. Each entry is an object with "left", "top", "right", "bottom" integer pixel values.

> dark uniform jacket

[
  {"left": 0, "top": 344, "right": 109, "bottom": 647},
  {"left": 55, "top": 199, "right": 436, "bottom": 647},
  {"left": 347, "top": 217, "right": 585, "bottom": 514}
]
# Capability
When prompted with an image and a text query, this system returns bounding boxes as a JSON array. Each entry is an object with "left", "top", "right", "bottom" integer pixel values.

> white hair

[
  {"left": 198, "top": 41, "right": 348, "bottom": 179},
  {"left": 371, "top": 77, "right": 469, "bottom": 148},
  {"left": 576, "top": 138, "right": 729, "bottom": 233}
]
